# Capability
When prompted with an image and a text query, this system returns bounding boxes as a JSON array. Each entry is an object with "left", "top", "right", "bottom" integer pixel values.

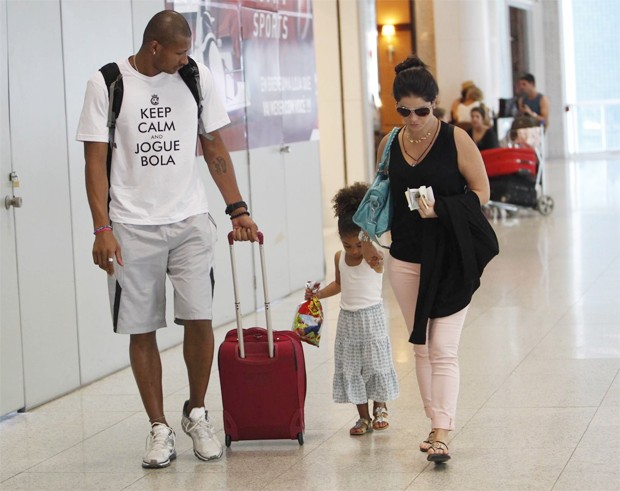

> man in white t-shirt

[{"left": 76, "top": 10, "right": 258, "bottom": 469}]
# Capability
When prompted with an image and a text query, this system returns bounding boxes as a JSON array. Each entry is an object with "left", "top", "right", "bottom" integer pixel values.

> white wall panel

[
  {"left": 248, "top": 146, "right": 290, "bottom": 304},
  {"left": 338, "top": 0, "right": 369, "bottom": 184},
  {"left": 130, "top": 0, "right": 165, "bottom": 52},
  {"left": 541, "top": 0, "right": 566, "bottom": 158},
  {"left": 312, "top": 0, "right": 344, "bottom": 229},
  {"left": 0, "top": 0, "right": 25, "bottom": 415},
  {"left": 7, "top": 0, "right": 79, "bottom": 407},
  {"left": 433, "top": 0, "right": 499, "bottom": 113},
  {"left": 284, "top": 141, "right": 324, "bottom": 289}
]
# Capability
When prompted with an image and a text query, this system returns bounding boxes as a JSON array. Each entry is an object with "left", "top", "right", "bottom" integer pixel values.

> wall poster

[{"left": 168, "top": 0, "right": 318, "bottom": 152}]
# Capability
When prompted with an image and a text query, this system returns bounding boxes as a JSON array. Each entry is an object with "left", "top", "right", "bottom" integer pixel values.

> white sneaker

[
  {"left": 142, "top": 423, "right": 176, "bottom": 469},
  {"left": 181, "top": 402, "right": 223, "bottom": 461}
]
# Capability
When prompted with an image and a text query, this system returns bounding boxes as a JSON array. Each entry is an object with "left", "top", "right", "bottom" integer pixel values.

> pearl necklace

[
  {"left": 405, "top": 125, "right": 432, "bottom": 144},
  {"left": 402, "top": 120, "right": 440, "bottom": 164}
]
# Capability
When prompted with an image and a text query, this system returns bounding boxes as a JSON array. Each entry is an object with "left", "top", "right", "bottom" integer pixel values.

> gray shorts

[{"left": 108, "top": 213, "right": 217, "bottom": 335}]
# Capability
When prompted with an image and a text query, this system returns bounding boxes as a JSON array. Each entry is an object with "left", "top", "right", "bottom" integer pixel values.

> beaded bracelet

[
  {"left": 230, "top": 211, "right": 250, "bottom": 220},
  {"left": 94, "top": 225, "right": 112, "bottom": 235}
]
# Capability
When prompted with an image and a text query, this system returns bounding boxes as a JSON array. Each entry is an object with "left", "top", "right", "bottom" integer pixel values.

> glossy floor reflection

[{"left": 1, "top": 155, "right": 619, "bottom": 490}]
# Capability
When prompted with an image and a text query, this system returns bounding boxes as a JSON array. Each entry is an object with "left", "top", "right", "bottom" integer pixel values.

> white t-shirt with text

[{"left": 76, "top": 58, "right": 230, "bottom": 225}]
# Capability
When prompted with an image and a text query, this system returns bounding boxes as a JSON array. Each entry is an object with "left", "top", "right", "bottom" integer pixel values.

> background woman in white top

[
  {"left": 453, "top": 86, "right": 485, "bottom": 126},
  {"left": 306, "top": 183, "right": 399, "bottom": 436}
]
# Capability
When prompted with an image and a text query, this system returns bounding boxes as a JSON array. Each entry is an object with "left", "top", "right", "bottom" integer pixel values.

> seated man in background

[{"left": 517, "top": 73, "right": 549, "bottom": 131}]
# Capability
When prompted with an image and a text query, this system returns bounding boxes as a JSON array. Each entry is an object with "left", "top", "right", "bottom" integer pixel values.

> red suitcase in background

[
  {"left": 481, "top": 147, "right": 537, "bottom": 180},
  {"left": 218, "top": 232, "right": 306, "bottom": 447}
]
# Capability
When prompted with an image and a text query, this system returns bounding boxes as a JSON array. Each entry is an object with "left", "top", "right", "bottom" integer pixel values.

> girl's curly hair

[{"left": 332, "top": 182, "right": 369, "bottom": 237}]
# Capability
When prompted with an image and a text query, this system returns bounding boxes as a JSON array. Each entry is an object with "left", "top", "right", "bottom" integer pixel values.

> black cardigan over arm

[{"left": 409, "top": 192, "right": 499, "bottom": 345}]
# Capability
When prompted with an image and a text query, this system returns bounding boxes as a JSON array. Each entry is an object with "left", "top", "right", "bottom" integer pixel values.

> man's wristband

[
  {"left": 225, "top": 200, "right": 247, "bottom": 215},
  {"left": 94, "top": 225, "right": 112, "bottom": 235}
]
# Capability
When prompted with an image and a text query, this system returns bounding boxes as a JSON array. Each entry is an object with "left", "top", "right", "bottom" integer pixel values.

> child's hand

[
  {"left": 367, "top": 255, "right": 384, "bottom": 269},
  {"left": 304, "top": 281, "right": 320, "bottom": 300},
  {"left": 362, "top": 243, "right": 379, "bottom": 263},
  {"left": 362, "top": 242, "right": 383, "bottom": 269}
]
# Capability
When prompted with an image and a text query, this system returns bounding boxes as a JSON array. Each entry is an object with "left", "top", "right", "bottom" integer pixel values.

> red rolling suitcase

[
  {"left": 218, "top": 232, "right": 306, "bottom": 447},
  {"left": 480, "top": 147, "right": 537, "bottom": 180}
]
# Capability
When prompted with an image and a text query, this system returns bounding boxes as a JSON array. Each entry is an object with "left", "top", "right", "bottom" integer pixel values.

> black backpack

[{"left": 99, "top": 56, "right": 206, "bottom": 189}]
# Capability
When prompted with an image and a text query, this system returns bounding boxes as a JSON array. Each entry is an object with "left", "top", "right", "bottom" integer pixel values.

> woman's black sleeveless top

[{"left": 389, "top": 122, "right": 467, "bottom": 263}]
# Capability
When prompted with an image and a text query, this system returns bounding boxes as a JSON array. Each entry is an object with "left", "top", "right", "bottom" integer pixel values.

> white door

[
  {"left": 5, "top": 0, "right": 80, "bottom": 409},
  {"left": 0, "top": 0, "right": 25, "bottom": 415}
]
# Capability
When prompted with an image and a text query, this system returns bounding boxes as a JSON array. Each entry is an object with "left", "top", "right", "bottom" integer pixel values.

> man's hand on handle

[{"left": 231, "top": 214, "right": 259, "bottom": 242}]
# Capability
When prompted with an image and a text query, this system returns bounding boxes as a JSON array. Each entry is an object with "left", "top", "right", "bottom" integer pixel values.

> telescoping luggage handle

[{"left": 227, "top": 231, "right": 274, "bottom": 359}]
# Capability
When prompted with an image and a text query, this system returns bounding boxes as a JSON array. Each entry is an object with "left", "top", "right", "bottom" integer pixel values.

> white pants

[{"left": 388, "top": 256, "right": 468, "bottom": 430}]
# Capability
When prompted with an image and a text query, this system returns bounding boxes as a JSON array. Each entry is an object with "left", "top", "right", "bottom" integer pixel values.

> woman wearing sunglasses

[{"left": 361, "top": 56, "right": 498, "bottom": 463}]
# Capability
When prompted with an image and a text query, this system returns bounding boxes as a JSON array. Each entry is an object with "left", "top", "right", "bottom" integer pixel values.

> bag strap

[
  {"left": 178, "top": 57, "right": 208, "bottom": 137},
  {"left": 178, "top": 57, "right": 201, "bottom": 109},
  {"left": 99, "top": 62, "right": 123, "bottom": 211},
  {"left": 377, "top": 127, "right": 400, "bottom": 174},
  {"left": 100, "top": 63, "right": 123, "bottom": 149}
]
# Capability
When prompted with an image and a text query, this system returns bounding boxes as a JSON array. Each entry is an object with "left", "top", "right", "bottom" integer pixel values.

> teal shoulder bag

[{"left": 352, "top": 127, "right": 399, "bottom": 248}]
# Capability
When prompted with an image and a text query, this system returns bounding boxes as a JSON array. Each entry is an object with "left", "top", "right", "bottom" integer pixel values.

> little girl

[{"left": 307, "top": 183, "right": 399, "bottom": 435}]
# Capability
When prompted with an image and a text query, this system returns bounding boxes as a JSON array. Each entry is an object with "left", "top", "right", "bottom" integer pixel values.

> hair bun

[{"left": 395, "top": 56, "right": 428, "bottom": 74}]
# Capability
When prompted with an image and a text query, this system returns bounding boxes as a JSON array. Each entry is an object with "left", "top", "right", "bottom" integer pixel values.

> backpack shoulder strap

[
  {"left": 178, "top": 57, "right": 201, "bottom": 108},
  {"left": 99, "top": 62, "right": 122, "bottom": 211},
  {"left": 178, "top": 57, "right": 209, "bottom": 137},
  {"left": 99, "top": 62, "right": 123, "bottom": 149}
]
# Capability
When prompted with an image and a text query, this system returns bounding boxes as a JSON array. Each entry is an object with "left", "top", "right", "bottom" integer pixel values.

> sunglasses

[{"left": 396, "top": 105, "right": 432, "bottom": 117}]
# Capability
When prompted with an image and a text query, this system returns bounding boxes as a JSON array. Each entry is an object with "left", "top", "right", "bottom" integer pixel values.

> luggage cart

[{"left": 481, "top": 124, "right": 554, "bottom": 216}]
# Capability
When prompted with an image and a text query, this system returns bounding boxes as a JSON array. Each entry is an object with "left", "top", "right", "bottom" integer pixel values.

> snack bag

[{"left": 292, "top": 281, "right": 323, "bottom": 347}]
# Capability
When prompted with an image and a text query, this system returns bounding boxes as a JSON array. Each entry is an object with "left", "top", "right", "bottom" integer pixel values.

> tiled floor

[{"left": 1, "top": 155, "right": 619, "bottom": 490}]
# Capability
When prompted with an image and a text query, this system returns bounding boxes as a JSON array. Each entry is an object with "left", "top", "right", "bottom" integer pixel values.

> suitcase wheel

[
  {"left": 536, "top": 195, "right": 554, "bottom": 216},
  {"left": 297, "top": 432, "right": 304, "bottom": 445},
  {"left": 225, "top": 434, "right": 232, "bottom": 448}
]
